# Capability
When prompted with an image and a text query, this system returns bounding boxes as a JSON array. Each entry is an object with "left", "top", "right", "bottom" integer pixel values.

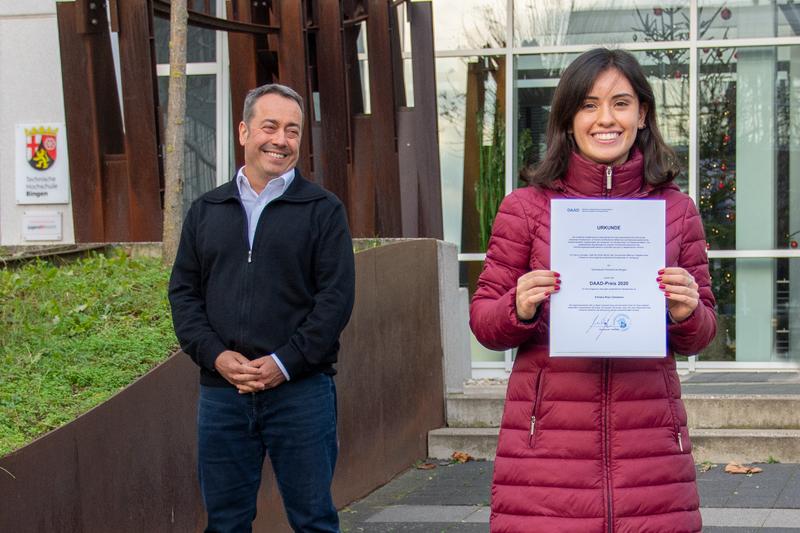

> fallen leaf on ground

[
  {"left": 699, "top": 462, "right": 717, "bottom": 473},
  {"left": 415, "top": 462, "right": 437, "bottom": 470},
  {"left": 724, "top": 462, "right": 763, "bottom": 475},
  {"left": 451, "top": 451, "right": 474, "bottom": 463}
]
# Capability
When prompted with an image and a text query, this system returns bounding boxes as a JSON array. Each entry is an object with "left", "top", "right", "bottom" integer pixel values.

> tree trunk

[{"left": 161, "top": 0, "right": 188, "bottom": 266}]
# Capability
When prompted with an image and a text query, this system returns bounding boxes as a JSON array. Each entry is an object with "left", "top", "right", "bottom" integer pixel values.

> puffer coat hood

[{"left": 470, "top": 151, "right": 717, "bottom": 533}]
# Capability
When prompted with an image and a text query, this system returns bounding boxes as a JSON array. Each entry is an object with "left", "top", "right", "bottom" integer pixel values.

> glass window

[
  {"left": 436, "top": 55, "right": 506, "bottom": 254},
  {"left": 394, "top": 2, "right": 415, "bottom": 107},
  {"left": 704, "top": 258, "right": 800, "bottom": 363},
  {"left": 344, "top": 21, "right": 371, "bottom": 115},
  {"left": 516, "top": 50, "right": 690, "bottom": 192},
  {"left": 698, "top": 46, "right": 800, "bottom": 251},
  {"left": 157, "top": 75, "right": 217, "bottom": 214},
  {"left": 514, "top": 0, "right": 689, "bottom": 47},
  {"left": 699, "top": 1, "right": 800, "bottom": 40},
  {"left": 154, "top": 0, "right": 217, "bottom": 64},
  {"left": 433, "top": 0, "right": 506, "bottom": 51}
]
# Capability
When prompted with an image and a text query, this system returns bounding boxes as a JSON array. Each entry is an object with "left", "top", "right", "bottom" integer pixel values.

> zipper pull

[
  {"left": 530, "top": 415, "right": 536, "bottom": 436},
  {"left": 677, "top": 432, "right": 684, "bottom": 452},
  {"left": 247, "top": 250, "right": 252, "bottom": 263},
  {"left": 606, "top": 166, "right": 612, "bottom": 191}
]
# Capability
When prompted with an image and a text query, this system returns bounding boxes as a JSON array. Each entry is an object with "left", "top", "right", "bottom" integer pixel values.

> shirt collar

[{"left": 236, "top": 167, "right": 295, "bottom": 199}]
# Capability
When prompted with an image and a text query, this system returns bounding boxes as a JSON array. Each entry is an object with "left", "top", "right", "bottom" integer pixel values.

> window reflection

[
  {"left": 699, "top": 1, "right": 800, "bottom": 40},
  {"left": 705, "top": 258, "right": 800, "bottom": 362},
  {"left": 157, "top": 75, "right": 217, "bottom": 215},
  {"left": 153, "top": 0, "right": 216, "bottom": 64},
  {"left": 514, "top": 0, "right": 689, "bottom": 47},
  {"left": 699, "top": 46, "right": 800, "bottom": 252},
  {"left": 433, "top": 0, "right": 506, "bottom": 51}
]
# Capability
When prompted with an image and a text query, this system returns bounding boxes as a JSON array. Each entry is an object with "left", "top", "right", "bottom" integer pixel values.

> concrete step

[
  {"left": 447, "top": 388, "right": 800, "bottom": 430},
  {"left": 428, "top": 427, "right": 800, "bottom": 463}
]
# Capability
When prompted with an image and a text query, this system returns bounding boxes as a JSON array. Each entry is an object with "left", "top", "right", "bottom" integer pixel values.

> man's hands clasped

[{"left": 214, "top": 350, "right": 287, "bottom": 393}]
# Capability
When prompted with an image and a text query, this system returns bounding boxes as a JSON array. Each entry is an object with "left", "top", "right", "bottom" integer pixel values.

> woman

[{"left": 470, "top": 48, "right": 716, "bottom": 533}]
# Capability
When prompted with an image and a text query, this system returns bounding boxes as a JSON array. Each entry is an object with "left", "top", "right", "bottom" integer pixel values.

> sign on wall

[
  {"left": 23, "top": 211, "right": 63, "bottom": 241},
  {"left": 15, "top": 122, "right": 70, "bottom": 204}
]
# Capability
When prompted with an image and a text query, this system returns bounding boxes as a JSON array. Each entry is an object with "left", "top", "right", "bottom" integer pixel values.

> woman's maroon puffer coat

[{"left": 470, "top": 151, "right": 717, "bottom": 533}]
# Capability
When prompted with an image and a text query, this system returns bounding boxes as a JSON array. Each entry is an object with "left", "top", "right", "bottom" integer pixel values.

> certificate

[{"left": 550, "top": 199, "right": 666, "bottom": 358}]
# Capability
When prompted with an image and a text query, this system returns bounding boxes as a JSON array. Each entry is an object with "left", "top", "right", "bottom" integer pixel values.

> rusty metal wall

[{"left": 0, "top": 240, "right": 445, "bottom": 532}]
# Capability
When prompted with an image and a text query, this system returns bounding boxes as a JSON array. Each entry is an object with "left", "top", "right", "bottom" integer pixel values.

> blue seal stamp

[{"left": 613, "top": 314, "right": 631, "bottom": 331}]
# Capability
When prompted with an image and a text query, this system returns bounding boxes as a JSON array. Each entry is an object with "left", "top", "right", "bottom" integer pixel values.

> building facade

[{"left": 1, "top": 0, "right": 798, "bottom": 372}]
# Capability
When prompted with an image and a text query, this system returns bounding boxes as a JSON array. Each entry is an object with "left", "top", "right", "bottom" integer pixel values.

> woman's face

[{"left": 571, "top": 68, "right": 647, "bottom": 167}]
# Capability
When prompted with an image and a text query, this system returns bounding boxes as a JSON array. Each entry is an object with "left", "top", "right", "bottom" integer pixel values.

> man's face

[{"left": 239, "top": 93, "right": 303, "bottom": 181}]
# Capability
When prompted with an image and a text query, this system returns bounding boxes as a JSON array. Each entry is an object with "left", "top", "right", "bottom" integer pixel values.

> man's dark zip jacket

[{"left": 168, "top": 171, "right": 356, "bottom": 387}]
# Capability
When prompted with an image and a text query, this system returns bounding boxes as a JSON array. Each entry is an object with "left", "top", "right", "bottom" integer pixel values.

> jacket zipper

[
  {"left": 661, "top": 368, "right": 684, "bottom": 452},
  {"left": 605, "top": 166, "right": 612, "bottom": 197},
  {"left": 603, "top": 360, "right": 613, "bottom": 533},
  {"left": 528, "top": 369, "right": 545, "bottom": 447}
]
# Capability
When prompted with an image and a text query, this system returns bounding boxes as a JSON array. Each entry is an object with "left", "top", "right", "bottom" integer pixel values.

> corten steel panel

[
  {"left": 406, "top": 1, "right": 443, "bottom": 239},
  {"left": 227, "top": 0, "right": 259, "bottom": 169},
  {"left": 315, "top": 0, "right": 351, "bottom": 208},
  {"left": 117, "top": 0, "right": 163, "bottom": 241},
  {"left": 0, "top": 240, "right": 445, "bottom": 532},
  {"left": 277, "top": 0, "right": 313, "bottom": 177},
  {"left": 0, "top": 354, "right": 204, "bottom": 533},
  {"left": 332, "top": 240, "right": 446, "bottom": 503},
  {"left": 460, "top": 61, "right": 483, "bottom": 256},
  {"left": 103, "top": 155, "right": 134, "bottom": 241},
  {"left": 57, "top": 2, "right": 125, "bottom": 243},
  {"left": 366, "top": 0, "right": 402, "bottom": 237},
  {"left": 349, "top": 116, "right": 376, "bottom": 236}
]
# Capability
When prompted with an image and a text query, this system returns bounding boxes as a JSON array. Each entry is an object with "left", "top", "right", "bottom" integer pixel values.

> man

[{"left": 168, "top": 83, "right": 355, "bottom": 533}]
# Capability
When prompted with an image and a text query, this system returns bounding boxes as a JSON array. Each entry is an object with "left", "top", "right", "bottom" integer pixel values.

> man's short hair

[{"left": 242, "top": 84, "right": 304, "bottom": 126}]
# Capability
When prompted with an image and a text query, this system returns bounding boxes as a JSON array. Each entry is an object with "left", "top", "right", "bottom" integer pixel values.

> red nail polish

[
  {"left": 656, "top": 276, "right": 662, "bottom": 282},
  {"left": 659, "top": 284, "right": 666, "bottom": 289},
  {"left": 554, "top": 285, "right": 560, "bottom": 291},
  {"left": 658, "top": 269, "right": 665, "bottom": 274},
  {"left": 556, "top": 279, "right": 562, "bottom": 284},
  {"left": 554, "top": 272, "right": 560, "bottom": 278},
  {"left": 665, "top": 292, "right": 671, "bottom": 297},
  {"left": 545, "top": 291, "right": 551, "bottom": 297}
]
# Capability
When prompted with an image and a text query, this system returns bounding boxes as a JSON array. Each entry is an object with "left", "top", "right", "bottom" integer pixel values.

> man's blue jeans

[{"left": 197, "top": 373, "right": 339, "bottom": 533}]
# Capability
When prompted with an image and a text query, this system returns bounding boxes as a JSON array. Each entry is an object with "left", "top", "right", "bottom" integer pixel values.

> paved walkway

[{"left": 340, "top": 461, "right": 800, "bottom": 532}]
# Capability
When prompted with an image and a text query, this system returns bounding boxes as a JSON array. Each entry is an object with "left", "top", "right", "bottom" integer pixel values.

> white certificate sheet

[{"left": 550, "top": 199, "right": 666, "bottom": 358}]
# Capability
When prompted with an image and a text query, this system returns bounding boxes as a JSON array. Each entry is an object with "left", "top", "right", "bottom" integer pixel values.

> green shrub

[{"left": 0, "top": 251, "right": 177, "bottom": 456}]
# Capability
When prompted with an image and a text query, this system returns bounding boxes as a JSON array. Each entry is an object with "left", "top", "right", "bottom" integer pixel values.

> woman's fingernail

[
  {"left": 659, "top": 284, "right": 666, "bottom": 290},
  {"left": 658, "top": 269, "right": 665, "bottom": 274},
  {"left": 545, "top": 291, "right": 551, "bottom": 297},
  {"left": 554, "top": 285, "right": 560, "bottom": 291},
  {"left": 656, "top": 276, "right": 662, "bottom": 282},
  {"left": 664, "top": 292, "right": 671, "bottom": 297},
  {"left": 554, "top": 272, "right": 560, "bottom": 278},
  {"left": 556, "top": 279, "right": 562, "bottom": 284}
]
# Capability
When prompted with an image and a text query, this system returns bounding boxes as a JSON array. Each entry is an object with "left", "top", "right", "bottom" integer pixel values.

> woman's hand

[
  {"left": 515, "top": 270, "right": 560, "bottom": 321},
  {"left": 658, "top": 267, "right": 699, "bottom": 323}
]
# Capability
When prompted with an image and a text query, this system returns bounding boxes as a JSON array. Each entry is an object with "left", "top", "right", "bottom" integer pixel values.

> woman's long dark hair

[{"left": 521, "top": 48, "right": 680, "bottom": 187}]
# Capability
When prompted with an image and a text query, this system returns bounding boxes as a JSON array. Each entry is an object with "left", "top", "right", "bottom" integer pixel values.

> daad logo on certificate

[{"left": 550, "top": 199, "right": 666, "bottom": 358}]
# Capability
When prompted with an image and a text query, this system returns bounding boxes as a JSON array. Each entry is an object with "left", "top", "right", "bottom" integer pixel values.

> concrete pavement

[{"left": 339, "top": 460, "right": 800, "bottom": 532}]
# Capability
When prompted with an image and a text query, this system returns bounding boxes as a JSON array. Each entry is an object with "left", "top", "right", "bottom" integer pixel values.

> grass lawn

[{"left": 0, "top": 251, "right": 177, "bottom": 456}]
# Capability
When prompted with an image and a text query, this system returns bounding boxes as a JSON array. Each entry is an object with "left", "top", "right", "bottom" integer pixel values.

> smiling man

[{"left": 169, "top": 84, "right": 355, "bottom": 533}]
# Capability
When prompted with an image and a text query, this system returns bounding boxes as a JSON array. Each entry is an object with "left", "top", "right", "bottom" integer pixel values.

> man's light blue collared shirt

[{"left": 236, "top": 166, "right": 295, "bottom": 381}]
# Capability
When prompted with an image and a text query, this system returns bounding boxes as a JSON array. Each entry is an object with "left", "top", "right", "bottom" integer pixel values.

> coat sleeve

[
  {"left": 168, "top": 204, "right": 228, "bottom": 371},
  {"left": 274, "top": 201, "right": 356, "bottom": 379},
  {"left": 470, "top": 193, "right": 545, "bottom": 351},
  {"left": 668, "top": 198, "right": 717, "bottom": 355}
]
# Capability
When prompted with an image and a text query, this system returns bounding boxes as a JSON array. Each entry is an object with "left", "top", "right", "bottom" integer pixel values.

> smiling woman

[{"left": 570, "top": 68, "right": 646, "bottom": 167}]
